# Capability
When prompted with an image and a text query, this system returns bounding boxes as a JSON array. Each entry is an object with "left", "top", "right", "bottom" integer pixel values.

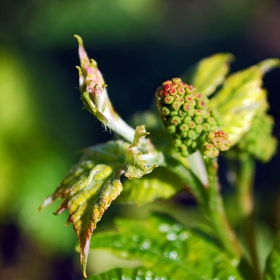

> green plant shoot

[{"left": 38, "top": 35, "right": 279, "bottom": 279}]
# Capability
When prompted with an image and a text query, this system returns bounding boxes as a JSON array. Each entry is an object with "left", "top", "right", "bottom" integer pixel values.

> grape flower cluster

[{"left": 155, "top": 78, "right": 230, "bottom": 158}]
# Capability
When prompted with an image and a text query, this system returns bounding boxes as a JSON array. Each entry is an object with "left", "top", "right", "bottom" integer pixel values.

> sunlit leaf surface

[
  {"left": 209, "top": 59, "right": 279, "bottom": 145},
  {"left": 88, "top": 267, "right": 168, "bottom": 280},
  {"left": 89, "top": 214, "right": 244, "bottom": 279},
  {"left": 119, "top": 167, "right": 185, "bottom": 205},
  {"left": 182, "top": 53, "right": 233, "bottom": 96}
]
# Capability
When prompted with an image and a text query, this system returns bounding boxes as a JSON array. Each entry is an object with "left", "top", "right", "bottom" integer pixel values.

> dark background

[{"left": 1, "top": 0, "right": 280, "bottom": 279}]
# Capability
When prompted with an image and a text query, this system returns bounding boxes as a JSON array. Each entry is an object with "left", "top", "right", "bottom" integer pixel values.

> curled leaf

[
  {"left": 124, "top": 125, "right": 160, "bottom": 179},
  {"left": 75, "top": 34, "right": 135, "bottom": 142}
]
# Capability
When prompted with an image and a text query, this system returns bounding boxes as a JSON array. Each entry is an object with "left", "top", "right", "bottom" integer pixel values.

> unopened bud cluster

[
  {"left": 155, "top": 78, "right": 230, "bottom": 158},
  {"left": 203, "top": 130, "right": 231, "bottom": 158},
  {"left": 228, "top": 113, "right": 277, "bottom": 162}
]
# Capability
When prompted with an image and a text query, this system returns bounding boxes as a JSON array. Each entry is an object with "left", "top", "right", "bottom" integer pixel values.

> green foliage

[
  {"left": 226, "top": 111, "right": 277, "bottom": 162},
  {"left": 182, "top": 53, "right": 233, "bottom": 96},
  {"left": 38, "top": 36, "right": 280, "bottom": 279},
  {"left": 118, "top": 167, "right": 185, "bottom": 205},
  {"left": 38, "top": 126, "right": 159, "bottom": 277},
  {"left": 208, "top": 59, "right": 279, "bottom": 146},
  {"left": 88, "top": 267, "right": 168, "bottom": 280},
  {"left": 264, "top": 232, "right": 280, "bottom": 280},
  {"left": 38, "top": 141, "right": 126, "bottom": 276},
  {"left": 89, "top": 214, "right": 243, "bottom": 280}
]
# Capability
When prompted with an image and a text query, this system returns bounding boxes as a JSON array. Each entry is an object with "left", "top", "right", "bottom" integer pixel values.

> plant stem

[
  {"left": 204, "top": 158, "right": 242, "bottom": 259},
  {"left": 236, "top": 157, "right": 261, "bottom": 280}
]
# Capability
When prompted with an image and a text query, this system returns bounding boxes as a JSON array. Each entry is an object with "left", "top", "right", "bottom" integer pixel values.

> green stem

[
  {"left": 204, "top": 158, "right": 242, "bottom": 259},
  {"left": 236, "top": 157, "right": 261, "bottom": 280},
  {"left": 166, "top": 155, "right": 242, "bottom": 259},
  {"left": 164, "top": 155, "right": 242, "bottom": 260}
]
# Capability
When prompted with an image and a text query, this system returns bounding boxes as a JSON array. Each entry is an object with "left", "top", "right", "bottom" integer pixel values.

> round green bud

[
  {"left": 194, "top": 116, "right": 203, "bottom": 124},
  {"left": 206, "top": 117, "right": 216, "bottom": 126},
  {"left": 169, "top": 88, "right": 177, "bottom": 95},
  {"left": 162, "top": 80, "right": 172, "bottom": 86},
  {"left": 207, "top": 131, "right": 215, "bottom": 141},
  {"left": 189, "top": 121, "right": 196, "bottom": 129},
  {"left": 168, "top": 125, "right": 176, "bottom": 134},
  {"left": 180, "top": 150, "right": 189, "bottom": 157},
  {"left": 175, "top": 96, "right": 185, "bottom": 104},
  {"left": 180, "top": 131, "right": 188, "bottom": 138},
  {"left": 206, "top": 130, "right": 231, "bottom": 153},
  {"left": 184, "top": 139, "right": 193, "bottom": 146},
  {"left": 195, "top": 124, "right": 203, "bottom": 134},
  {"left": 194, "top": 92, "right": 202, "bottom": 100},
  {"left": 179, "top": 144, "right": 187, "bottom": 152},
  {"left": 187, "top": 109, "right": 195, "bottom": 116},
  {"left": 185, "top": 95, "right": 193, "bottom": 102},
  {"left": 188, "top": 129, "right": 197, "bottom": 139},
  {"left": 203, "top": 123, "right": 211, "bottom": 131},
  {"left": 185, "top": 85, "right": 195, "bottom": 94},
  {"left": 190, "top": 100, "right": 196, "bottom": 107},
  {"left": 170, "top": 110, "right": 178, "bottom": 116},
  {"left": 179, "top": 123, "right": 189, "bottom": 132},
  {"left": 170, "top": 116, "right": 181, "bottom": 126},
  {"left": 197, "top": 100, "right": 206, "bottom": 109},
  {"left": 182, "top": 102, "right": 192, "bottom": 112},
  {"left": 179, "top": 110, "right": 187, "bottom": 117},
  {"left": 177, "top": 87, "right": 185, "bottom": 95},
  {"left": 173, "top": 138, "right": 182, "bottom": 147},
  {"left": 172, "top": 77, "right": 182, "bottom": 83},
  {"left": 161, "top": 107, "right": 170, "bottom": 116},
  {"left": 171, "top": 101, "right": 181, "bottom": 110},
  {"left": 203, "top": 143, "right": 219, "bottom": 158},
  {"left": 183, "top": 116, "right": 192, "bottom": 123},
  {"left": 191, "top": 141, "right": 197, "bottom": 150},
  {"left": 164, "top": 96, "right": 174, "bottom": 104}
]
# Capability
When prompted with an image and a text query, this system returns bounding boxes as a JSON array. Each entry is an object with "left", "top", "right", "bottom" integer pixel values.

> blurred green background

[{"left": 1, "top": 0, "right": 280, "bottom": 279}]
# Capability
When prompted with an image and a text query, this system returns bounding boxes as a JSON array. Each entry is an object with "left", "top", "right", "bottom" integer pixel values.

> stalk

[
  {"left": 204, "top": 158, "right": 242, "bottom": 259},
  {"left": 236, "top": 157, "right": 261, "bottom": 280}
]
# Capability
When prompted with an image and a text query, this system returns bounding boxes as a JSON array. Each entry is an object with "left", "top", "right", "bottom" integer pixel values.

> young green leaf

[
  {"left": 226, "top": 110, "right": 277, "bottom": 162},
  {"left": 124, "top": 125, "right": 160, "bottom": 179},
  {"left": 209, "top": 58, "right": 280, "bottom": 146},
  {"left": 38, "top": 128, "right": 159, "bottom": 277},
  {"left": 264, "top": 231, "right": 280, "bottom": 280},
  {"left": 89, "top": 214, "right": 244, "bottom": 279},
  {"left": 38, "top": 141, "right": 127, "bottom": 277},
  {"left": 182, "top": 53, "right": 234, "bottom": 96},
  {"left": 75, "top": 35, "right": 135, "bottom": 142},
  {"left": 88, "top": 267, "right": 169, "bottom": 280},
  {"left": 119, "top": 167, "right": 185, "bottom": 205}
]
